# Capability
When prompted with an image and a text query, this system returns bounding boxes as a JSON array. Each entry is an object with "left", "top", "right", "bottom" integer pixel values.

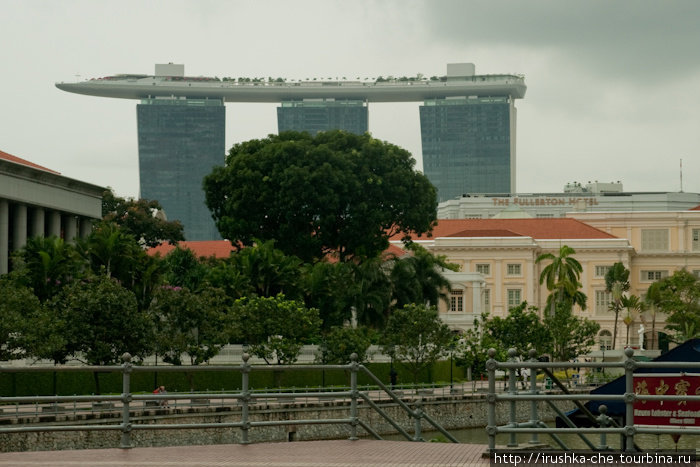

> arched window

[{"left": 599, "top": 330, "right": 612, "bottom": 351}]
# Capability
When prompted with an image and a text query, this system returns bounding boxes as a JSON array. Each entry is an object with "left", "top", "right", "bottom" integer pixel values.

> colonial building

[
  {"left": 393, "top": 213, "right": 700, "bottom": 353},
  {"left": 0, "top": 150, "right": 104, "bottom": 274}
]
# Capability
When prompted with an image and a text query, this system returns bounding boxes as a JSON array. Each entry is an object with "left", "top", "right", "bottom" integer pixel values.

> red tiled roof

[
  {"left": 397, "top": 218, "right": 616, "bottom": 240},
  {"left": 689, "top": 204, "right": 700, "bottom": 211},
  {"left": 0, "top": 149, "right": 60, "bottom": 174},
  {"left": 147, "top": 240, "right": 236, "bottom": 258}
]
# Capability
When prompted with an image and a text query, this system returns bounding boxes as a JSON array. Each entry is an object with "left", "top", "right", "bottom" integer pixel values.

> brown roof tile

[
  {"left": 400, "top": 218, "right": 616, "bottom": 240},
  {"left": 148, "top": 240, "right": 235, "bottom": 258},
  {"left": 0, "top": 149, "right": 60, "bottom": 174}
]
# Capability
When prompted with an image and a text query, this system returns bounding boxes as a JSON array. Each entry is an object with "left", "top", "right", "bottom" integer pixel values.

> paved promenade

[{"left": 0, "top": 440, "right": 489, "bottom": 466}]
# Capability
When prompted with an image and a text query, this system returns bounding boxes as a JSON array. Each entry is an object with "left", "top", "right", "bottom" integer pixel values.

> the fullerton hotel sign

[{"left": 491, "top": 197, "right": 600, "bottom": 207}]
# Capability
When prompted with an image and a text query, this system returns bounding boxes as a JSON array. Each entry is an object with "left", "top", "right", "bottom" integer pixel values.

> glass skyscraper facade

[
  {"left": 420, "top": 96, "right": 515, "bottom": 202},
  {"left": 277, "top": 100, "right": 368, "bottom": 135},
  {"left": 137, "top": 98, "right": 225, "bottom": 240}
]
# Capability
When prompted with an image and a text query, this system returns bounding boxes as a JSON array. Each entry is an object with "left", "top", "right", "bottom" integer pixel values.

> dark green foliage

[
  {"left": 536, "top": 245, "right": 587, "bottom": 313},
  {"left": 302, "top": 261, "right": 356, "bottom": 329},
  {"left": 380, "top": 304, "right": 454, "bottom": 382},
  {"left": 0, "top": 278, "right": 40, "bottom": 360},
  {"left": 101, "top": 188, "right": 184, "bottom": 247},
  {"left": 487, "top": 302, "right": 550, "bottom": 360},
  {"left": 207, "top": 240, "right": 304, "bottom": 302},
  {"left": 389, "top": 243, "right": 458, "bottom": 309},
  {"left": 204, "top": 131, "right": 437, "bottom": 263},
  {"left": 655, "top": 269, "right": 700, "bottom": 343},
  {"left": 13, "top": 236, "right": 83, "bottom": 302},
  {"left": 163, "top": 247, "right": 209, "bottom": 291},
  {"left": 53, "top": 275, "right": 153, "bottom": 366},
  {"left": 228, "top": 294, "right": 322, "bottom": 364},
  {"left": 317, "top": 326, "right": 375, "bottom": 364},
  {"left": 544, "top": 302, "right": 600, "bottom": 362},
  {"left": 150, "top": 285, "right": 228, "bottom": 366}
]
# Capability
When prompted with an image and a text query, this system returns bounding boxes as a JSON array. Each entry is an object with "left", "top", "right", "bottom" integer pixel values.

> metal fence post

[
  {"left": 349, "top": 353, "right": 359, "bottom": 440},
  {"left": 528, "top": 349, "right": 539, "bottom": 445},
  {"left": 623, "top": 347, "right": 636, "bottom": 452},
  {"left": 240, "top": 353, "right": 251, "bottom": 444},
  {"left": 597, "top": 404, "right": 610, "bottom": 450},
  {"left": 486, "top": 348, "right": 497, "bottom": 452},
  {"left": 120, "top": 352, "right": 133, "bottom": 449},
  {"left": 507, "top": 348, "right": 518, "bottom": 447}
]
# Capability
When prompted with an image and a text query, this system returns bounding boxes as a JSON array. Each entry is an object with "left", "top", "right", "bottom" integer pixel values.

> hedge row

[{"left": 0, "top": 361, "right": 466, "bottom": 396}]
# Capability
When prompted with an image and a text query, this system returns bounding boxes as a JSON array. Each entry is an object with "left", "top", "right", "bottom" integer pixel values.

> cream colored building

[{"left": 394, "top": 212, "right": 700, "bottom": 354}]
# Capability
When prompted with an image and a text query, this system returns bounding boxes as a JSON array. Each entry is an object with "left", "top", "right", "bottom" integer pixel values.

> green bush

[{"left": 0, "top": 360, "right": 467, "bottom": 396}]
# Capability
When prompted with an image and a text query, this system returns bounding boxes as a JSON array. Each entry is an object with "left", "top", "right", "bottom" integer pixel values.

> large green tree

[
  {"left": 0, "top": 278, "right": 40, "bottom": 361},
  {"left": 228, "top": 294, "right": 321, "bottom": 365},
  {"left": 380, "top": 304, "right": 454, "bottom": 383},
  {"left": 543, "top": 302, "right": 600, "bottom": 364},
  {"left": 203, "top": 131, "right": 437, "bottom": 263},
  {"left": 101, "top": 189, "right": 184, "bottom": 247},
  {"left": 150, "top": 286, "right": 228, "bottom": 367},
  {"left": 655, "top": 269, "right": 700, "bottom": 343}
]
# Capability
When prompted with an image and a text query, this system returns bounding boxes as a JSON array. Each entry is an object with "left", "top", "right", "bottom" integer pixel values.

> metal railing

[
  {"left": 486, "top": 346, "right": 700, "bottom": 452},
  {"left": 0, "top": 353, "right": 458, "bottom": 448}
]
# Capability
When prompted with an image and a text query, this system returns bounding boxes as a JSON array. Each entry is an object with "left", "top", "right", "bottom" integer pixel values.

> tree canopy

[
  {"left": 101, "top": 189, "right": 184, "bottom": 247},
  {"left": 203, "top": 131, "right": 438, "bottom": 263}
]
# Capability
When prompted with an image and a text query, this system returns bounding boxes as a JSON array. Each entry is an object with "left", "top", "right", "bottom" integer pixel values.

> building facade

[
  {"left": 137, "top": 97, "right": 224, "bottom": 241},
  {"left": 277, "top": 99, "right": 368, "bottom": 135},
  {"left": 393, "top": 214, "right": 700, "bottom": 355},
  {"left": 0, "top": 150, "right": 104, "bottom": 274},
  {"left": 421, "top": 96, "right": 517, "bottom": 202},
  {"left": 438, "top": 182, "right": 700, "bottom": 219}
]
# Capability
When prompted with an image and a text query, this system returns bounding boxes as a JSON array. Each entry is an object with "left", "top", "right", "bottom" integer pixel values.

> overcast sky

[{"left": 2, "top": 0, "right": 699, "bottom": 199}]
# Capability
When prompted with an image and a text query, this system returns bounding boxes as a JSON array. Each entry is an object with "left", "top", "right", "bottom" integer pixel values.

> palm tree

[
  {"left": 643, "top": 281, "right": 664, "bottom": 350},
  {"left": 621, "top": 294, "right": 644, "bottom": 347},
  {"left": 19, "top": 236, "right": 83, "bottom": 301},
  {"left": 605, "top": 262, "right": 630, "bottom": 350},
  {"left": 389, "top": 243, "right": 456, "bottom": 309},
  {"left": 536, "top": 245, "right": 585, "bottom": 315}
]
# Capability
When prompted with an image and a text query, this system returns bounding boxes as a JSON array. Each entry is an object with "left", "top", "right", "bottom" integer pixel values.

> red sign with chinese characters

[{"left": 633, "top": 373, "right": 700, "bottom": 426}]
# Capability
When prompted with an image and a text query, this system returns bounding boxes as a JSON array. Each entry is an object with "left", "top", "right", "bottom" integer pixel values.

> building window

[
  {"left": 693, "top": 229, "right": 700, "bottom": 251},
  {"left": 506, "top": 263, "right": 522, "bottom": 276},
  {"left": 450, "top": 289, "right": 464, "bottom": 312},
  {"left": 693, "top": 270, "right": 700, "bottom": 279},
  {"left": 483, "top": 288, "right": 490, "bottom": 312},
  {"left": 536, "top": 213, "right": 555, "bottom": 218},
  {"left": 599, "top": 330, "right": 612, "bottom": 351},
  {"left": 595, "top": 290, "right": 612, "bottom": 314},
  {"left": 507, "top": 289, "right": 521, "bottom": 308},
  {"left": 475, "top": 263, "right": 491, "bottom": 276},
  {"left": 595, "top": 265, "right": 612, "bottom": 278},
  {"left": 641, "top": 270, "right": 669, "bottom": 282},
  {"left": 641, "top": 229, "right": 669, "bottom": 251}
]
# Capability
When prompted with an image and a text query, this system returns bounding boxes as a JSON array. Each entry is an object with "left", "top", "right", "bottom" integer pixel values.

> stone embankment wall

[{"left": 0, "top": 392, "right": 581, "bottom": 452}]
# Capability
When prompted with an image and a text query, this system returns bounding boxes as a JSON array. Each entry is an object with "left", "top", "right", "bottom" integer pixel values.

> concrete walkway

[{"left": 0, "top": 440, "right": 489, "bottom": 466}]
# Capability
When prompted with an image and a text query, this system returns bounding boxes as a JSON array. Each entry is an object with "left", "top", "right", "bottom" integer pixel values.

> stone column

[
  {"left": 31, "top": 207, "right": 45, "bottom": 238},
  {"left": 472, "top": 280, "right": 483, "bottom": 315},
  {"left": 64, "top": 215, "right": 77, "bottom": 243},
  {"left": 0, "top": 199, "right": 9, "bottom": 275},
  {"left": 12, "top": 203, "right": 28, "bottom": 251},
  {"left": 79, "top": 218, "right": 93, "bottom": 238},
  {"left": 47, "top": 210, "right": 61, "bottom": 237}
]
